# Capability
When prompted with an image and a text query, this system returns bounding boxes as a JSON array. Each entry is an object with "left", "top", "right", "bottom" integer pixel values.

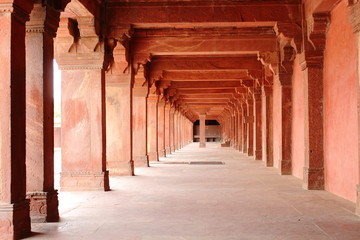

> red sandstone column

[
  {"left": 348, "top": 2, "right": 360, "bottom": 215},
  {"left": 199, "top": 113, "right": 206, "bottom": 148},
  {"left": 106, "top": 44, "right": 134, "bottom": 176},
  {"left": 262, "top": 86, "right": 274, "bottom": 167},
  {"left": 236, "top": 104, "right": 243, "bottom": 151},
  {"left": 254, "top": 90, "right": 262, "bottom": 160},
  {"left": 55, "top": 18, "right": 109, "bottom": 191},
  {"left": 301, "top": 54, "right": 325, "bottom": 189},
  {"left": 56, "top": 24, "right": 109, "bottom": 191},
  {"left": 25, "top": 3, "right": 59, "bottom": 222},
  {"left": 132, "top": 68, "right": 149, "bottom": 167},
  {"left": 0, "top": 2, "right": 32, "bottom": 239},
  {"left": 157, "top": 98, "right": 166, "bottom": 157},
  {"left": 169, "top": 107, "right": 176, "bottom": 152},
  {"left": 147, "top": 90, "right": 159, "bottom": 162},
  {"left": 278, "top": 80, "right": 292, "bottom": 175},
  {"left": 164, "top": 103, "right": 171, "bottom": 155},
  {"left": 174, "top": 110, "right": 179, "bottom": 150},
  {"left": 241, "top": 102, "right": 248, "bottom": 153},
  {"left": 247, "top": 97, "right": 254, "bottom": 156}
]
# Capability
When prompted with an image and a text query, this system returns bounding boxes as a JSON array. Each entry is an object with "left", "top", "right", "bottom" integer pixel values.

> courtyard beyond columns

[{"left": 29, "top": 143, "right": 360, "bottom": 240}]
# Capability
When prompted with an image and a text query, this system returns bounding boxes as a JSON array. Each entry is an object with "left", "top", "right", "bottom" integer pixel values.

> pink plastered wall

[
  {"left": 324, "top": 1, "right": 359, "bottom": 202},
  {"left": 273, "top": 78, "right": 282, "bottom": 170},
  {"left": 292, "top": 55, "right": 305, "bottom": 179}
]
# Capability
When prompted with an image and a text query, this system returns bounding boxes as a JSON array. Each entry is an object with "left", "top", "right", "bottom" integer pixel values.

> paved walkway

[{"left": 29, "top": 143, "right": 360, "bottom": 240}]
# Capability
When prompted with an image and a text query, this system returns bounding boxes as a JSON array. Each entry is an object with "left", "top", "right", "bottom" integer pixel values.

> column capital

[
  {"left": 0, "top": 2, "right": 32, "bottom": 23},
  {"left": 26, "top": 3, "right": 60, "bottom": 37}
]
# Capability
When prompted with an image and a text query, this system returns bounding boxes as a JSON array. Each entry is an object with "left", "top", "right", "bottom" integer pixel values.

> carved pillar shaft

[
  {"left": 280, "top": 84, "right": 292, "bottom": 175},
  {"left": 247, "top": 98, "right": 254, "bottom": 156},
  {"left": 147, "top": 94, "right": 159, "bottom": 162},
  {"left": 132, "top": 86, "right": 149, "bottom": 167},
  {"left": 254, "top": 92, "right": 262, "bottom": 160},
  {"left": 25, "top": 3, "right": 60, "bottom": 222},
  {"left": 302, "top": 60, "right": 325, "bottom": 190},
  {"left": 262, "top": 86, "right": 274, "bottom": 167},
  {"left": 157, "top": 99, "right": 166, "bottom": 157},
  {"left": 56, "top": 18, "right": 109, "bottom": 191},
  {"left": 164, "top": 103, "right": 171, "bottom": 155},
  {"left": 237, "top": 107, "right": 243, "bottom": 151},
  {"left": 169, "top": 107, "right": 175, "bottom": 152},
  {"left": 199, "top": 114, "right": 206, "bottom": 148},
  {"left": 106, "top": 46, "right": 134, "bottom": 176},
  {"left": 0, "top": 2, "right": 32, "bottom": 239},
  {"left": 242, "top": 103, "right": 248, "bottom": 153}
]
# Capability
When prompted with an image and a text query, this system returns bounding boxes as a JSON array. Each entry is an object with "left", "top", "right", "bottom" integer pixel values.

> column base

[
  {"left": 247, "top": 147, "right": 254, "bottom": 156},
  {"left": 158, "top": 149, "right": 166, "bottom": 158},
  {"left": 165, "top": 147, "right": 171, "bottom": 156},
  {"left": 199, "top": 142, "right": 206, "bottom": 148},
  {"left": 134, "top": 155, "right": 149, "bottom": 167},
  {"left": 60, "top": 171, "right": 110, "bottom": 191},
  {"left": 264, "top": 157, "right": 273, "bottom": 167},
  {"left": 255, "top": 150, "right": 262, "bottom": 160},
  {"left": 170, "top": 145, "right": 175, "bottom": 153},
  {"left": 356, "top": 185, "right": 360, "bottom": 216},
  {"left": 27, "top": 190, "right": 59, "bottom": 223},
  {"left": 148, "top": 152, "right": 159, "bottom": 162},
  {"left": 302, "top": 167, "right": 324, "bottom": 190},
  {"left": 0, "top": 200, "right": 31, "bottom": 240},
  {"left": 107, "top": 160, "right": 134, "bottom": 176},
  {"left": 280, "top": 160, "right": 292, "bottom": 175}
]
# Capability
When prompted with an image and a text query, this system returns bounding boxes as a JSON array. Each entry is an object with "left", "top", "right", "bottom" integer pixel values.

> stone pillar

[
  {"left": 164, "top": 103, "right": 171, "bottom": 155},
  {"left": 157, "top": 98, "right": 166, "bottom": 157},
  {"left": 301, "top": 53, "right": 325, "bottom": 189},
  {"left": 348, "top": 2, "right": 360, "bottom": 214},
  {"left": 278, "top": 46, "right": 294, "bottom": 175},
  {"left": 147, "top": 90, "right": 159, "bottom": 162},
  {"left": 247, "top": 97, "right": 254, "bottom": 156},
  {"left": 25, "top": 3, "right": 59, "bottom": 222},
  {"left": 233, "top": 109, "right": 238, "bottom": 149},
  {"left": 132, "top": 69, "right": 149, "bottom": 167},
  {"left": 56, "top": 17, "right": 109, "bottom": 191},
  {"left": 174, "top": 110, "right": 179, "bottom": 150},
  {"left": 199, "top": 113, "right": 206, "bottom": 148},
  {"left": 241, "top": 102, "right": 248, "bottom": 153},
  {"left": 262, "top": 86, "right": 274, "bottom": 167},
  {"left": 254, "top": 90, "right": 262, "bottom": 160},
  {"left": 237, "top": 105, "right": 243, "bottom": 151},
  {"left": 106, "top": 44, "right": 134, "bottom": 176},
  {"left": 169, "top": 107, "right": 176, "bottom": 152},
  {"left": 0, "top": 2, "right": 32, "bottom": 239}
]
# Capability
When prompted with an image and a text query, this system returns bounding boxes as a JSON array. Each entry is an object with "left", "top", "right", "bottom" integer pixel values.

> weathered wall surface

[{"left": 324, "top": 1, "right": 359, "bottom": 202}]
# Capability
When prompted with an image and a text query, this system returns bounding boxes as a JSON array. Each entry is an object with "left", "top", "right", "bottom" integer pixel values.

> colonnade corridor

[{"left": 28, "top": 142, "right": 360, "bottom": 240}]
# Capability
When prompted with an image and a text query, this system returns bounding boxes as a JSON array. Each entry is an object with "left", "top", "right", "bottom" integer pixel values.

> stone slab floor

[{"left": 29, "top": 143, "right": 360, "bottom": 240}]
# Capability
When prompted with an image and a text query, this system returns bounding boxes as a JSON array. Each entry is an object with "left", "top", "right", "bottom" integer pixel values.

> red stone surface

[
  {"left": 132, "top": 86, "right": 149, "bottom": 167},
  {"left": 60, "top": 70, "right": 109, "bottom": 191},
  {"left": 324, "top": 1, "right": 359, "bottom": 202},
  {"left": 147, "top": 94, "right": 159, "bottom": 161},
  {"left": 291, "top": 55, "right": 305, "bottom": 180}
]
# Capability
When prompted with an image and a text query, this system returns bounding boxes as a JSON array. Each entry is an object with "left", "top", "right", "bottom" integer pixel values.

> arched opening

[{"left": 193, "top": 119, "right": 221, "bottom": 142}]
